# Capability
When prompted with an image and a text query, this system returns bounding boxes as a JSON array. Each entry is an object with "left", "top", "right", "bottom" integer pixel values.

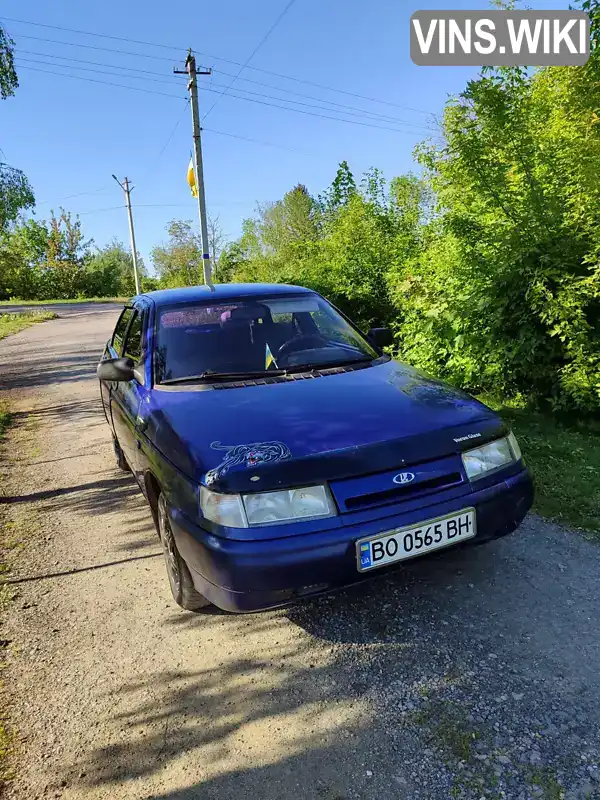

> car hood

[{"left": 145, "top": 360, "right": 504, "bottom": 492}]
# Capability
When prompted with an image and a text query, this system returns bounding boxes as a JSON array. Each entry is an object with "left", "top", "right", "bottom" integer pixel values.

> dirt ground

[{"left": 1, "top": 306, "right": 599, "bottom": 800}]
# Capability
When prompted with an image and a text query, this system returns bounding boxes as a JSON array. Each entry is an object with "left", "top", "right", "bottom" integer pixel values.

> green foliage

[
  {"left": 404, "top": 51, "right": 600, "bottom": 413},
  {"left": 230, "top": 165, "right": 433, "bottom": 329},
  {"left": 151, "top": 216, "right": 224, "bottom": 288},
  {"left": 0, "top": 214, "right": 145, "bottom": 300},
  {"left": 483, "top": 395, "right": 600, "bottom": 534},
  {"left": 86, "top": 240, "right": 145, "bottom": 297},
  {"left": 0, "top": 24, "right": 18, "bottom": 100},
  {"left": 151, "top": 219, "right": 202, "bottom": 288},
  {"left": 0, "top": 25, "right": 35, "bottom": 231},
  {"left": 0, "top": 165, "right": 34, "bottom": 232}
]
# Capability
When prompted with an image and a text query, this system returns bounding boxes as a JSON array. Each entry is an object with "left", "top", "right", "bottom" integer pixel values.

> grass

[
  {"left": 482, "top": 396, "right": 600, "bottom": 535},
  {"left": 0, "top": 297, "right": 126, "bottom": 305},
  {"left": 0, "top": 311, "right": 58, "bottom": 341},
  {"left": 0, "top": 402, "right": 10, "bottom": 441},
  {"left": 524, "top": 767, "right": 565, "bottom": 800}
]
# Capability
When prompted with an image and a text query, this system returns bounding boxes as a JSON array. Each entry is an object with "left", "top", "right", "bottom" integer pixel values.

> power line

[
  {"left": 199, "top": 84, "right": 432, "bottom": 135},
  {"left": 16, "top": 62, "right": 433, "bottom": 135},
  {"left": 12, "top": 32, "right": 177, "bottom": 62},
  {"left": 214, "top": 67, "right": 430, "bottom": 127},
  {"left": 153, "top": 99, "right": 190, "bottom": 165},
  {"left": 16, "top": 54, "right": 434, "bottom": 132},
  {"left": 202, "top": 0, "right": 298, "bottom": 120},
  {"left": 36, "top": 186, "right": 112, "bottom": 205},
  {"left": 4, "top": 17, "right": 432, "bottom": 114},
  {"left": 203, "top": 81, "right": 434, "bottom": 132},
  {"left": 16, "top": 47, "right": 433, "bottom": 127},
  {"left": 18, "top": 48, "right": 174, "bottom": 78},
  {"left": 16, "top": 56, "right": 180, "bottom": 85},
  {"left": 15, "top": 64, "right": 186, "bottom": 100},
  {"left": 18, "top": 64, "right": 425, "bottom": 160},
  {"left": 203, "top": 126, "right": 320, "bottom": 155},
  {"left": 76, "top": 205, "right": 126, "bottom": 215}
]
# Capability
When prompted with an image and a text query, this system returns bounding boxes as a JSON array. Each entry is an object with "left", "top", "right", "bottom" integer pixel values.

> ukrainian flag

[
  {"left": 265, "top": 343, "right": 278, "bottom": 370},
  {"left": 187, "top": 157, "right": 198, "bottom": 198}
]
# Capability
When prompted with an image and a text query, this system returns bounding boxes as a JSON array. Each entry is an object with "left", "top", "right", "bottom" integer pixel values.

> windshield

[{"left": 154, "top": 294, "right": 380, "bottom": 384}]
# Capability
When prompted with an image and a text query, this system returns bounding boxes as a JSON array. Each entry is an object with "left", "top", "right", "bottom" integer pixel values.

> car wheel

[
  {"left": 113, "top": 437, "right": 130, "bottom": 472},
  {"left": 157, "top": 493, "right": 211, "bottom": 612}
]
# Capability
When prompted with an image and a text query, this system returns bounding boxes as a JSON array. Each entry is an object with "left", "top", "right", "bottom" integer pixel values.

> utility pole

[
  {"left": 112, "top": 174, "right": 141, "bottom": 295},
  {"left": 175, "top": 51, "right": 213, "bottom": 287}
]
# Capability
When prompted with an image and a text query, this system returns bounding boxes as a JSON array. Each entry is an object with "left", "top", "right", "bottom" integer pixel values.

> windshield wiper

[
  {"left": 160, "top": 369, "right": 287, "bottom": 385},
  {"left": 292, "top": 357, "right": 374, "bottom": 371},
  {"left": 160, "top": 358, "right": 374, "bottom": 385}
]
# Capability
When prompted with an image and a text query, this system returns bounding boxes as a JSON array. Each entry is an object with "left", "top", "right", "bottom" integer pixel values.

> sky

[{"left": 1, "top": 0, "right": 570, "bottom": 266}]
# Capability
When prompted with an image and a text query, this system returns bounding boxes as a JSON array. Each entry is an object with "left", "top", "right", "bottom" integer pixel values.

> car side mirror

[
  {"left": 97, "top": 357, "right": 135, "bottom": 382},
  {"left": 368, "top": 327, "right": 393, "bottom": 348}
]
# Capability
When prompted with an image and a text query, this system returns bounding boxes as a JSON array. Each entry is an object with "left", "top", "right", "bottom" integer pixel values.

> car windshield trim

[
  {"left": 160, "top": 369, "right": 287, "bottom": 385},
  {"left": 159, "top": 357, "right": 377, "bottom": 385}
]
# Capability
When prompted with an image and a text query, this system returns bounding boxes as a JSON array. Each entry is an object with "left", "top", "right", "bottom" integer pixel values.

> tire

[
  {"left": 157, "top": 493, "right": 211, "bottom": 611},
  {"left": 113, "top": 437, "right": 130, "bottom": 472}
]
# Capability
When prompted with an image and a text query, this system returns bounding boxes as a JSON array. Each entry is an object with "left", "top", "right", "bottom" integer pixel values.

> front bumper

[{"left": 169, "top": 467, "right": 533, "bottom": 612}]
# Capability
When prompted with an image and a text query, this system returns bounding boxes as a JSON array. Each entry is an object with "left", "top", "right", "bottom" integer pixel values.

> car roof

[{"left": 137, "top": 283, "right": 316, "bottom": 307}]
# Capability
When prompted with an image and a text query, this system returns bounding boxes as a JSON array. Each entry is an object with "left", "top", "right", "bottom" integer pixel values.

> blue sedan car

[{"left": 97, "top": 284, "right": 533, "bottom": 612}]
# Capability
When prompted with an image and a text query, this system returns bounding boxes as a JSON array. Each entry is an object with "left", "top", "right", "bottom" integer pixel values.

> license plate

[{"left": 356, "top": 508, "right": 476, "bottom": 572}]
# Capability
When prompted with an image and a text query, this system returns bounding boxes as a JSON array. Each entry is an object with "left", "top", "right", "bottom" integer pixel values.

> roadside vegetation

[
  {"left": 0, "top": 297, "right": 127, "bottom": 306},
  {"left": 485, "top": 398, "right": 600, "bottom": 535},
  {"left": 0, "top": 311, "right": 57, "bottom": 341}
]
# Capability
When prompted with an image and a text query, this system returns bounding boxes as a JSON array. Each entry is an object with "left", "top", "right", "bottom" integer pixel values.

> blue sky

[{"left": 1, "top": 0, "right": 569, "bottom": 266}]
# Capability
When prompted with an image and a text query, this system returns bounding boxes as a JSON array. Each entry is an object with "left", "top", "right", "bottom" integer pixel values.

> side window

[
  {"left": 112, "top": 308, "right": 134, "bottom": 355},
  {"left": 124, "top": 309, "right": 145, "bottom": 363}
]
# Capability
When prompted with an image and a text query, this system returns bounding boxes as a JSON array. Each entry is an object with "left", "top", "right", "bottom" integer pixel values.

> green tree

[
  {"left": 403, "top": 35, "right": 600, "bottom": 412},
  {"left": 319, "top": 161, "right": 356, "bottom": 217},
  {"left": 152, "top": 220, "right": 202, "bottom": 287},
  {"left": 38, "top": 209, "right": 93, "bottom": 298},
  {"left": 152, "top": 217, "right": 225, "bottom": 287},
  {"left": 0, "top": 218, "right": 48, "bottom": 299},
  {"left": 0, "top": 24, "right": 18, "bottom": 99},
  {"left": 85, "top": 240, "right": 144, "bottom": 297},
  {"left": 214, "top": 241, "right": 248, "bottom": 283},
  {"left": 0, "top": 23, "right": 34, "bottom": 231}
]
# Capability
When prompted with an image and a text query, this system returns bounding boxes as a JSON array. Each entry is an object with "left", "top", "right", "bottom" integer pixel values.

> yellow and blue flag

[
  {"left": 187, "top": 157, "right": 198, "bottom": 198},
  {"left": 265, "top": 343, "right": 278, "bottom": 370}
]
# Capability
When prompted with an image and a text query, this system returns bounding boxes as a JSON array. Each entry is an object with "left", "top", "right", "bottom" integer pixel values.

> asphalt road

[
  {"left": 0, "top": 305, "right": 599, "bottom": 800},
  {"left": 0, "top": 302, "right": 122, "bottom": 317}
]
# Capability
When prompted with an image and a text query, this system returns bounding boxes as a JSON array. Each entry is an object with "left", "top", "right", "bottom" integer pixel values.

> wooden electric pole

[
  {"left": 112, "top": 174, "right": 141, "bottom": 295},
  {"left": 175, "top": 51, "right": 213, "bottom": 287}
]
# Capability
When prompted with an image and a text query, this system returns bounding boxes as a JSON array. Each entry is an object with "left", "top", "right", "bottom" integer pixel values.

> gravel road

[
  {"left": 0, "top": 303, "right": 122, "bottom": 317},
  {"left": 0, "top": 306, "right": 599, "bottom": 800}
]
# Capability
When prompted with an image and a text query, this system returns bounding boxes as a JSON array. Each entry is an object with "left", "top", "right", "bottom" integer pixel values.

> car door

[
  {"left": 110, "top": 305, "right": 148, "bottom": 476},
  {"left": 100, "top": 306, "right": 135, "bottom": 434}
]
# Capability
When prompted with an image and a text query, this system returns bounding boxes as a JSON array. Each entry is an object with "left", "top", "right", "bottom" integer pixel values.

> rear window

[
  {"left": 160, "top": 306, "right": 238, "bottom": 328},
  {"left": 154, "top": 294, "right": 378, "bottom": 385}
]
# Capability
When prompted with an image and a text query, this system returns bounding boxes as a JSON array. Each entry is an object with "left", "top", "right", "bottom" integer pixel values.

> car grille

[
  {"left": 328, "top": 455, "right": 467, "bottom": 514},
  {"left": 344, "top": 471, "right": 463, "bottom": 511}
]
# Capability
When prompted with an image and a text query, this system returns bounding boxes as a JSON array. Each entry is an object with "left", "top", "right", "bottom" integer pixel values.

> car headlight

[
  {"left": 200, "top": 486, "right": 247, "bottom": 528},
  {"left": 200, "top": 484, "right": 336, "bottom": 527},
  {"left": 461, "top": 432, "right": 522, "bottom": 481}
]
